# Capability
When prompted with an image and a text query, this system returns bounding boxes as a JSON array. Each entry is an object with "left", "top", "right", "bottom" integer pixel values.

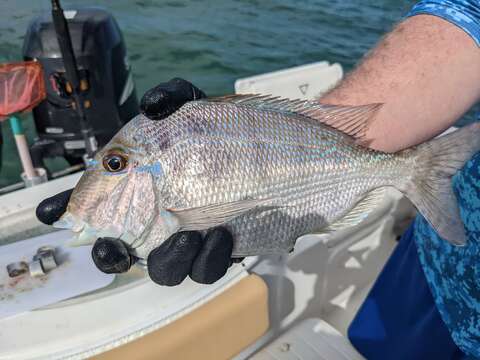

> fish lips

[{"left": 53, "top": 212, "right": 136, "bottom": 248}]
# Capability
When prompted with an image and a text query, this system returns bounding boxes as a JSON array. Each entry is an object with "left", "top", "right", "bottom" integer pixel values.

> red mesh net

[{"left": 0, "top": 61, "right": 46, "bottom": 120}]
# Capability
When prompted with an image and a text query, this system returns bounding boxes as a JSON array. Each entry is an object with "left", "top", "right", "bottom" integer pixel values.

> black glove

[
  {"left": 36, "top": 78, "right": 237, "bottom": 286},
  {"left": 140, "top": 77, "right": 206, "bottom": 120},
  {"left": 90, "top": 228, "right": 235, "bottom": 286}
]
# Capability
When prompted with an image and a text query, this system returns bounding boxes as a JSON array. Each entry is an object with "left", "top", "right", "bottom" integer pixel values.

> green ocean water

[{"left": 0, "top": 0, "right": 416, "bottom": 187}]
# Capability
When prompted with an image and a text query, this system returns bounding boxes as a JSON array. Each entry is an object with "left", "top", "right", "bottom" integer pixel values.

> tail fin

[{"left": 402, "top": 122, "right": 480, "bottom": 246}]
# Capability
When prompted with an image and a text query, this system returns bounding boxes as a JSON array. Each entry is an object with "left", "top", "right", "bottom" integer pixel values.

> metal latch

[{"left": 6, "top": 246, "right": 58, "bottom": 278}]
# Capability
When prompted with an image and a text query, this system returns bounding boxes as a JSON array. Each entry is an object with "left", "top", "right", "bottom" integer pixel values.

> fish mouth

[
  {"left": 53, "top": 212, "right": 85, "bottom": 233},
  {"left": 53, "top": 212, "right": 136, "bottom": 247},
  {"left": 53, "top": 212, "right": 97, "bottom": 247}
]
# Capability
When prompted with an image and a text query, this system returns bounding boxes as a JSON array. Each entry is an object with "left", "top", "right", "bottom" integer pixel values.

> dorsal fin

[{"left": 205, "top": 94, "right": 382, "bottom": 142}]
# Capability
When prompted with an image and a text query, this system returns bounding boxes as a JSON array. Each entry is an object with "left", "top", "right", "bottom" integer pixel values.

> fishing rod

[{"left": 50, "top": 0, "right": 97, "bottom": 160}]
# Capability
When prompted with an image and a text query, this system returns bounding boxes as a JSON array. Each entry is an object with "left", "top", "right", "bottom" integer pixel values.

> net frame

[{"left": 0, "top": 61, "right": 46, "bottom": 120}]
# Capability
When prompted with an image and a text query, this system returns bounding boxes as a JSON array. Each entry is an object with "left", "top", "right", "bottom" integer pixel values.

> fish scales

[
  {"left": 142, "top": 101, "right": 405, "bottom": 256},
  {"left": 57, "top": 95, "right": 480, "bottom": 260}
]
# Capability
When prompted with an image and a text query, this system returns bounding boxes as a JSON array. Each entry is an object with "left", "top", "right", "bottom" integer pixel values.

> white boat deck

[
  {"left": 0, "top": 172, "right": 82, "bottom": 245},
  {"left": 0, "top": 61, "right": 415, "bottom": 359}
]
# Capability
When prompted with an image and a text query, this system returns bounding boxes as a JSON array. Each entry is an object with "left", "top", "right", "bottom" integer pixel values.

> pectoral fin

[{"left": 169, "top": 198, "right": 278, "bottom": 231}]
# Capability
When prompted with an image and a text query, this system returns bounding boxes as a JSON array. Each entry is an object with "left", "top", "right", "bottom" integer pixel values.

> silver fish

[{"left": 53, "top": 95, "right": 480, "bottom": 259}]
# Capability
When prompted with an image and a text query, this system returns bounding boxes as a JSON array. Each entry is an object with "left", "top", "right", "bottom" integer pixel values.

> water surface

[{"left": 0, "top": 0, "right": 415, "bottom": 187}]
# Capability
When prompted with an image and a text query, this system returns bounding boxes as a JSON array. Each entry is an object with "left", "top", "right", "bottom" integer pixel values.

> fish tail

[{"left": 400, "top": 122, "right": 480, "bottom": 246}]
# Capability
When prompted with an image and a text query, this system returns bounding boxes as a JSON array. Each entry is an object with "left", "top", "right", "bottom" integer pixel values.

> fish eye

[{"left": 102, "top": 152, "right": 128, "bottom": 173}]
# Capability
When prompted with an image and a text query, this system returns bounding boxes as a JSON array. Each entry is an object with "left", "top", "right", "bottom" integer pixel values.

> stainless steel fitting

[{"left": 6, "top": 246, "right": 58, "bottom": 278}]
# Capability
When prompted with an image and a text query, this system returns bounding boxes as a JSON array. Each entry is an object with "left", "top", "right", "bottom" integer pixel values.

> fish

[{"left": 53, "top": 95, "right": 480, "bottom": 260}]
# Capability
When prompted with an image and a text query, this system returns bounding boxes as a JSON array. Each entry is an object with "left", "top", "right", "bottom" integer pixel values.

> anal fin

[{"left": 319, "top": 188, "right": 386, "bottom": 234}]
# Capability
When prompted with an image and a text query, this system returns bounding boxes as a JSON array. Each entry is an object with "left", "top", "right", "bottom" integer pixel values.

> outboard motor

[{"left": 22, "top": 8, "right": 138, "bottom": 168}]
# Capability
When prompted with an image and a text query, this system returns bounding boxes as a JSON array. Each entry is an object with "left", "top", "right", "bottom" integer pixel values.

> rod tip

[{"left": 51, "top": 0, "right": 61, "bottom": 11}]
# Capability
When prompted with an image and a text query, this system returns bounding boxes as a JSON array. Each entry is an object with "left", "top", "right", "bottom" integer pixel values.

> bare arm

[{"left": 321, "top": 15, "right": 480, "bottom": 152}]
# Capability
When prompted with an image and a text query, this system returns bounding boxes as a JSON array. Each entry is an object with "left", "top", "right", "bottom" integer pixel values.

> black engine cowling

[{"left": 22, "top": 7, "right": 138, "bottom": 168}]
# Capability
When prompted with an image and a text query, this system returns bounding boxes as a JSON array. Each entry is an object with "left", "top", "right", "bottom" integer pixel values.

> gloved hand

[{"left": 36, "top": 78, "right": 238, "bottom": 286}]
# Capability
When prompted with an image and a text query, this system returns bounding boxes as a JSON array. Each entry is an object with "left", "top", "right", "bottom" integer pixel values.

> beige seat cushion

[{"left": 94, "top": 274, "right": 269, "bottom": 360}]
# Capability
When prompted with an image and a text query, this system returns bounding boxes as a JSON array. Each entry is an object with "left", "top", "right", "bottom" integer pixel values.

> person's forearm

[{"left": 321, "top": 15, "right": 480, "bottom": 152}]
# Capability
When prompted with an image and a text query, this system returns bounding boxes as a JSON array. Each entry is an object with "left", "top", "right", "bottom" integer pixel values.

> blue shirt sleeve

[
  {"left": 406, "top": 0, "right": 480, "bottom": 46},
  {"left": 400, "top": 3, "right": 480, "bottom": 357}
]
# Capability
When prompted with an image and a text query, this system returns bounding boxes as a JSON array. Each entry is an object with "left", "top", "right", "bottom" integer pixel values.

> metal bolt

[
  {"left": 29, "top": 259, "right": 45, "bottom": 277},
  {"left": 39, "top": 252, "right": 57, "bottom": 272},
  {"left": 279, "top": 342, "right": 291, "bottom": 352},
  {"left": 37, "top": 246, "right": 55, "bottom": 255},
  {"left": 33, "top": 247, "right": 58, "bottom": 273},
  {"left": 6, "top": 246, "right": 58, "bottom": 279},
  {"left": 6, "top": 262, "right": 28, "bottom": 278}
]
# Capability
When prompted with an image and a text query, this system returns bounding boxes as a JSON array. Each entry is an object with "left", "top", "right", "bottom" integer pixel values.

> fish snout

[{"left": 53, "top": 211, "right": 85, "bottom": 233}]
